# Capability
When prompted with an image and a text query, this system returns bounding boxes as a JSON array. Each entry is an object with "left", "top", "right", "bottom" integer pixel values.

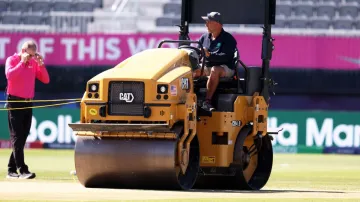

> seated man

[{"left": 193, "top": 12, "right": 237, "bottom": 111}]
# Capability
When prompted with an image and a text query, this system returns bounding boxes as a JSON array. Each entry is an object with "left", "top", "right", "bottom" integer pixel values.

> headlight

[
  {"left": 157, "top": 84, "right": 168, "bottom": 94},
  {"left": 88, "top": 83, "right": 99, "bottom": 92}
]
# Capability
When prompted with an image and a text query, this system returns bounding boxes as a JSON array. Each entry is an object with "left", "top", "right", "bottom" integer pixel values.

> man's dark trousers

[{"left": 7, "top": 95, "right": 33, "bottom": 174}]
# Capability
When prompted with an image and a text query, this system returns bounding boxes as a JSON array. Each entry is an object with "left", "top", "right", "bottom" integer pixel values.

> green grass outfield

[{"left": 0, "top": 149, "right": 359, "bottom": 202}]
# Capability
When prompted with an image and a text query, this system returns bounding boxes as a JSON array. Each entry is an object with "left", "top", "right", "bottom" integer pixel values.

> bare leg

[
  {"left": 192, "top": 68, "right": 209, "bottom": 78},
  {"left": 201, "top": 66, "right": 226, "bottom": 111},
  {"left": 206, "top": 66, "right": 226, "bottom": 100}
]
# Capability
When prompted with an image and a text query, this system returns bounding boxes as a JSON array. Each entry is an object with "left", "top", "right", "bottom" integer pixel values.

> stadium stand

[
  {"left": 0, "top": 0, "right": 360, "bottom": 33},
  {"left": 0, "top": 0, "right": 360, "bottom": 110},
  {"left": 156, "top": 0, "right": 360, "bottom": 30},
  {"left": 0, "top": 0, "right": 100, "bottom": 33}
]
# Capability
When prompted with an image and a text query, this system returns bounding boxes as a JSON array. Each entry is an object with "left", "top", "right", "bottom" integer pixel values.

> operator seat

[
  {"left": 221, "top": 47, "right": 241, "bottom": 81},
  {"left": 219, "top": 47, "right": 263, "bottom": 97},
  {"left": 216, "top": 47, "right": 245, "bottom": 93},
  {"left": 193, "top": 47, "right": 245, "bottom": 93}
]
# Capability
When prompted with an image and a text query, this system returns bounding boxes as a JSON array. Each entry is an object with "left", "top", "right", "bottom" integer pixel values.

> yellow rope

[
  {"left": 0, "top": 101, "right": 81, "bottom": 111},
  {"left": 0, "top": 98, "right": 82, "bottom": 103}
]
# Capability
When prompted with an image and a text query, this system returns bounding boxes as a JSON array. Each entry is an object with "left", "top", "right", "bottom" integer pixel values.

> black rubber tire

[
  {"left": 232, "top": 126, "right": 273, "bottom": 190},
  {"left": 193, "top": 126, "right": 273, "bottom": 190}
]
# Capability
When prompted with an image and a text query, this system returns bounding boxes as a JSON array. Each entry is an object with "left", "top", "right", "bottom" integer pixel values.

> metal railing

[
  {"left": 111, "top": 0, "right": 129, "bottom": 12},
  {"left": 49, "top": 11, "right": 94, "bottom": 33},
  {"left": 0, "top": 24, "right": 51, "bottom": 33}
]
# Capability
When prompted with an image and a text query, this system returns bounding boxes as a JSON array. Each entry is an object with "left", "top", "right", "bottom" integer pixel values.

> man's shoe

[
  {"left": 19, "top": 171, "right": 36, "bottom": 179},
  {"left": 6, "top": 172, "right": 19, "bottom": 179},
  {"left": 202, "top": 100, "right": 215, "bottom": 112}
]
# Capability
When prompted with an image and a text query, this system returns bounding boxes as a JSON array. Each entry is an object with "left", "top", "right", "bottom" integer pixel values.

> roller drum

[{"left": 74, "top": 135, "right": 199, "bottom": 190}]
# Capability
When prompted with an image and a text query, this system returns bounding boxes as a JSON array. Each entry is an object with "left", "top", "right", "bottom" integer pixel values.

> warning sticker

[
  {"left": 170, "top": 85, "right": 177, "bottom": 96},
  {"left": 202, "top": 156, "right": 215, "bottom": 164}
]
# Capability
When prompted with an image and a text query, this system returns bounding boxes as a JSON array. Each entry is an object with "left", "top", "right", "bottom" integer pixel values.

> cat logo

[{"left": 119, "top": 93, "right": 134, "bottom": 103}]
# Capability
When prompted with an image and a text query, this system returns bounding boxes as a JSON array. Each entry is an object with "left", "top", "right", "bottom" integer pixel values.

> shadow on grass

[
  {"left": 54, "top": 178, "right": 346, "bottom": 194},
  {"left": 188, "top": 189, "right": 345, "bottom": 194},
  {"left": 81, "top": 185, "right": 346, "bottom": 194}
]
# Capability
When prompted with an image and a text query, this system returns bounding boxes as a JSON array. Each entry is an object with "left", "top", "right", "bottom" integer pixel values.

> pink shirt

[{"left": 5, "top": 53, "right": 50, "bottom": 99}]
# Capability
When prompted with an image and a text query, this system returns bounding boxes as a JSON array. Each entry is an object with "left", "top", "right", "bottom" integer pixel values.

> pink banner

[{"left": 1, "top": 33, "right": 359, "bottom": 70}]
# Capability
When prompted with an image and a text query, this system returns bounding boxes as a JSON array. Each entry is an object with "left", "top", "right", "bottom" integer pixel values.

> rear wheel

[
  {"left": 193, "top": 126, "right": 273, "bottom": 190},
  {"left": 232, "top": 126, "right": 273, "bottom": 190}
]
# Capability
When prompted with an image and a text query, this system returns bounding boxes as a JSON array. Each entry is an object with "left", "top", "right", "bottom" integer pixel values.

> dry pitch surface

[
  {"left": 0, "top": 149, "right": 359, "bottom": 202},
  {"left": 1, "top": 181, "right": 360, "bottom": 201}
]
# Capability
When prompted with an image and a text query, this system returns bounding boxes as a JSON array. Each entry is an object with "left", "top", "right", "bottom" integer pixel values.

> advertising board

[
  {"left": 1, "top": 33, "right": 359, "bottom": 70},
  {"left": 0, "top": 109, "right": 359, "bottom": 154}
]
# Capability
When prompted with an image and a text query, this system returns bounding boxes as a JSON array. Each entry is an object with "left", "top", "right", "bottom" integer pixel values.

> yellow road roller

[{"left": 69, "top": 0, "right": 279, "bottom": 190}]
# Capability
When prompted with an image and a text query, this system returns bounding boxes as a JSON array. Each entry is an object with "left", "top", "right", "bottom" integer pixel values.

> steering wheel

[
  {"left": 178, "top": 45, "right": 204, "bottom": 61},
  {"left": 157, "top": 40, "right": 207, "bottom": 81}
]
